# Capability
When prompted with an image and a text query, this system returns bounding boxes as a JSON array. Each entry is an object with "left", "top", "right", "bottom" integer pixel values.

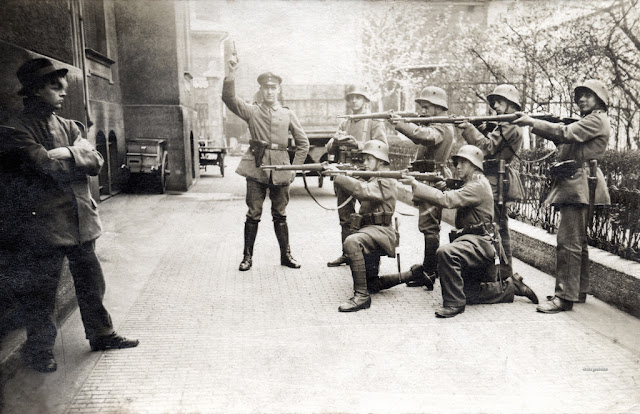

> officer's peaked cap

[{"left": 257, "top": 72, "right": 282, "bottom": 86}]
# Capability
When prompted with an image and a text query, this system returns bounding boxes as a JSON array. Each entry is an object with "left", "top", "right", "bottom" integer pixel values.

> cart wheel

[
  {"left": 159, "top": 152, "right": 169, "bottom": 193},
  {"left": 318, "top": 174, "right": 324, "bottom": 188},
  {"left": 220, "top": 155, "right": 225, "bottom": 177}
]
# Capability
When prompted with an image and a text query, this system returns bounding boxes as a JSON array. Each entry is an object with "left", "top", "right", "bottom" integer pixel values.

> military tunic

[
  {"left": 395, "top": 119, "right": 454, "bottom": 276},
  {"left": 222, "top": 79, "right": 309, "bottom": 221},
  {"left": 412, "top": 171, "right": 515, "bottom": 307},
  {"left": 331, "top": 117, "right": 387, "bottom": 245},
  {"left": 529, "top": 109, "right": 611, "bottom": 302},
  {"left": 334, "top": 172, "right": 397, "bottom": 260},
  {"left": 461, "top": 121, "right": 525, "bottom": 278}
]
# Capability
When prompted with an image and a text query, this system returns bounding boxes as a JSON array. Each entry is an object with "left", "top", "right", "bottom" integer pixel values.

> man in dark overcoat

[{"left": 0, "top": 58, "right": 138, "bottom": 373}]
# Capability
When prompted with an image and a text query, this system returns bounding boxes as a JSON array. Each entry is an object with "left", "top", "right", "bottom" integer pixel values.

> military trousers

[
  {"left": 245, "top": 178, "right": 290, "bottom": 222},
  {"left": 417, "top": 202, "right": 442, "bottom": 276},
  {"left": 436, "top": 234, "right": 513, "bottom": 307},
  {"left": 495, "top": 200, "right": 513, "bottom": 278},
  {"left": 555, "top": 205, "right": 590, "bottom": 302},
  {"left": 336, "top": 184, "right": 357, "bottom": 244}
]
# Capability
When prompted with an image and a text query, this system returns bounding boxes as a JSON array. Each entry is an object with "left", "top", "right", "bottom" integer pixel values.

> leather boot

[
  {"left": 365, "top": 255, "right": 381, "bottom": 293},
  {"left": 405, "top": 264, "right": 437, "bottom": 290},
  {"left": 274, "top": 220, "right": 301, "bottom": 269},
  {"left": 512, "top": 273, "right": 539, "bottom": 304},
  {"left": 327, "top": 254, "right": 349, "bottom": 267},
  {"left": 378, "top": 264, "right": 425, "bottom": 291},
  {"left": 239, "top": 219, "right": 258, "bottom": 271},
  {"left": 338, "top": 270, "right": 371, "bottom": 312}
]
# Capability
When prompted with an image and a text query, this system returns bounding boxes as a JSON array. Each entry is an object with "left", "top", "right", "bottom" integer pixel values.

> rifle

[
  {"left": 587, "top": 160, "right": 598, "bottom": 238},
  {"left": 497, "top": 159, "right": 506, "bottom": 216},
  {"left": 392, "top": 113, "right": 579, "bottom": 125},
  {"left": 323, "top": 169, "right": 464, "bottom": 189},
  {"left": 261, "top": 162, "right": 357, "bottom": 172},
  {"left": 336, "top": 111, "right": 418, "bottom": 120}
]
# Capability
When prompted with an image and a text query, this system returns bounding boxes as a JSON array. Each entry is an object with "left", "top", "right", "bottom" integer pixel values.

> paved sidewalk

[{"left": 3, "top": 157, "right": 640, "bottom": 414}]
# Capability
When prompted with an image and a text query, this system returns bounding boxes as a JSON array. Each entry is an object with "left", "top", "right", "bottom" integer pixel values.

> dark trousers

[
  {"left": 2, "top": 240, "right": 113, "bottom": 353},
  {"left": 245, "top": 179, "right": 290, "bottom": 222},
  {"left": 555, "top": 205, "right": 589, "bottom": 302},
  {"left": 417, "top": 202, "right": 442, "bottom": 276},
  {"left": 436, "top": 235, "right": 513, "bottom": 307},
  {"left": 495, "top": 200, "right": 513, "bottom": 278},
  {"left": 336, "top": 184, "right": 357, "bottom": 247}
]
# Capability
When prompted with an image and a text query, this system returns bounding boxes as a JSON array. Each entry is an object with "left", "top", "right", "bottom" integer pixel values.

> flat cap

[{"left": 257, "top": 72, "right": 282, "bottom": 86}]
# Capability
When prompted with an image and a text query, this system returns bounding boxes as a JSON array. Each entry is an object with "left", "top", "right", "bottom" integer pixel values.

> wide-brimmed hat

[{"left": 17, "top": 58, "right": 68, "bottom": 96}]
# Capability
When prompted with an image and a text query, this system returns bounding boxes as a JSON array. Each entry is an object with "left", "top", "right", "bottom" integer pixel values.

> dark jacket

[
  {"left": 1, "top": 103, "right": 103, "bottom": 248},
  {"left": 530, "top": 110, "right": 611, "bottom": 206},
  {"left": 334, "top": 171, "right": 397, "bottom": 257}
]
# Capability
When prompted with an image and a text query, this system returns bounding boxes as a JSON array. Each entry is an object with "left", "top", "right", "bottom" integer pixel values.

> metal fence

[{"left": 510, "top": 153, "right": 640, "bottom": 263}]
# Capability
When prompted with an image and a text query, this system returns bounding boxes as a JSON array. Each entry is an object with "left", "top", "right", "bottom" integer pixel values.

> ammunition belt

[
  {"left": 350, "top": 211, "right": 393, "bottom": 230},
  {"left": 249, "top": 141, "right": 288, "bottom": 151}
]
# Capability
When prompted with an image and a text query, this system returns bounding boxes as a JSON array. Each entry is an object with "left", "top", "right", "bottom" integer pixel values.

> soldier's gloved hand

[
  {"left": 433, "top": 180, "right": 448, "bottom": 191},
  {"left": 289, "top": 171, "right": 296, "bottom": 184},
  {"left": 511, "top": 112, "right": 534, "bottom": 127},
  {"left": 227, "top": 54, "right": 239, "bottom": 73},
  {"left": 399, "top": 175, "right": 417, "bottom": 186},
  {"left": 388, "top": 113, "right": 403, "bottom": 124},
  {"left": 456, "top": 121, "right": 473, "bottom": 130},
  {"left": 335, "top": 135, "right": 358, "bottom": 148},
  {"left": 322, "top": 163, "right": 340, "bottom": 173}
]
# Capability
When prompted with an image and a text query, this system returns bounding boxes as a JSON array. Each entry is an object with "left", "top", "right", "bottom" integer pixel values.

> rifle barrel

[
  {"left": 261, "top": 163, "right": 326, "bottom": 171},
  {"left": 336, "top": 111, "right": 418, "bottom": 120},
  {"left": 398, "top": 112, "right": 557, "bottom": 125}
]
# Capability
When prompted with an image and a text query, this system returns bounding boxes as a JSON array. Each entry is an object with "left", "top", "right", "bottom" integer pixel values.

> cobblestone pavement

[{"left": 4, "top": 157, "right": 640, "bottom": 414}]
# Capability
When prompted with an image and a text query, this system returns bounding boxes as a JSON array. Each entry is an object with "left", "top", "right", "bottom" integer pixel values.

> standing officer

[
  {"left": 400, "top": 145, "right": 538, "bottom": 318},
  {"left": 512, "top": 80, "right": 611, "bottom": 313},
  {"left": 457, "top": 84, "right": 532, "bottom": 298},
  {"left": 222, "top": 55, "right": 309, "bottom": 271},
  {"left": 324, "top": 141, "right": 397, "bottom": 312},
  {"left": 1, "top": 58, "right": 138, "bottom": 373},
  {"left": 388, "top": 86, "right": 454, "bottom": 289},
  {"left": 326, "top": 84, "right": 387, "bottom": 268}
]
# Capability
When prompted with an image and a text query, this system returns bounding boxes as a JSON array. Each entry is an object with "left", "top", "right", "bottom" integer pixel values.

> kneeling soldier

[
  {"left": 325, "top": 141, "right": 397, "bottom": 312},
  {"left": 400, "top": 145, "right": 538, "bottom": 318}
]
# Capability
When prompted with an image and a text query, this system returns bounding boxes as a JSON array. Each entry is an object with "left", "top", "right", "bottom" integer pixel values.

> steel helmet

[
  {"left": 361, "top": 140, "right": 390, "bottom": 164},
  {"left": 452, "top": 145, "right": 484, "bottom": 171},
  {"left": 415, "top": 86, "right": 448, "bottom": 110},
  {"left": 346, "top": 84, "right": 371, "bottom": 102},
  {"left": 487, "top": 84, "right": 521, "bottom": 110},
  {"left": 574, "top": 79, "right": 608, "bottom": 108}
]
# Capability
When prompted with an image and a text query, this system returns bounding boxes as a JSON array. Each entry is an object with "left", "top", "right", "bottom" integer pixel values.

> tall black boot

[
  {"left": 407, "top": 235, "right": 440, "bottom": 287},
  {"left": 274, "top": 220, "right": 301, "bottom": 269},
  {"left": 338, "top": 270, "right": 371, "bottom": 312},
  {"left": 378, "top": 264, "right": 430, "bottom": 291},
  {"left": 239, "top": 219, "right": 259, "bottom": 271},
  {"left": 365, "top": 255, "right": 381, "bottom": 293}
]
